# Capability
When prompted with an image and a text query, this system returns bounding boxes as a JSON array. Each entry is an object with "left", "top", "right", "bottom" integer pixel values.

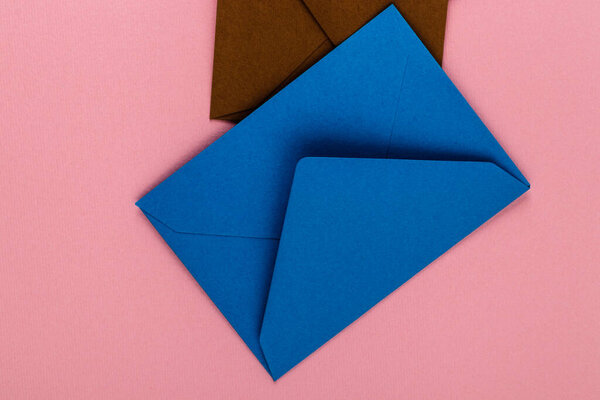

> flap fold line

[
  {"left": 137, "top": 206, "right": 280, "bottom": 240},
  {"left": 299, "top": 0, "right": 334, "bottom": 43}
]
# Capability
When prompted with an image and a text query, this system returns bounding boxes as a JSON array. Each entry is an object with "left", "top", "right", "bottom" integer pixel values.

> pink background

[{"left": 1, "top": 0, "right": 599, "bottom": 398}]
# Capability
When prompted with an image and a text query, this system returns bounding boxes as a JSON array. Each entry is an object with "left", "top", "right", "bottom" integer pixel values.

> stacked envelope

[{"left": 137, "top": 2, "right": 529, "bottom": 380}]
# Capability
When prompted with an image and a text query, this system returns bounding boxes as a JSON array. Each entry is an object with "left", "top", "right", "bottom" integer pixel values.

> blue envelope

[{"left": 137, "top": 6, "right": 529, "bottom": 380}]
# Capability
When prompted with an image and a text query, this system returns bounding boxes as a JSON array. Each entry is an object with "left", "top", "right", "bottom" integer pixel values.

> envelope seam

[
  {"left": 385, "top": 56, "right": 410, "bottom": 159},
  {"left": 299, "top": 0, "right": 332, "bottom": 42},
  {"left": 137, "top": 208, "right": 280, "bottom": 241},
  {"left": 212, "top": 107, "right": 255, "bottom": 120}
]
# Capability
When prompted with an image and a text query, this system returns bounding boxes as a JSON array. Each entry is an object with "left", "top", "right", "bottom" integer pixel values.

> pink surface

[{"left": 1, "top": 0, "right": 599, "bottom": 398}]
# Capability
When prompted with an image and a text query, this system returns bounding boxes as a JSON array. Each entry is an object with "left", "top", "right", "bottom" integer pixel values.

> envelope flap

[
  {"left": 301, "top": 0, "right": 449, "bottom": 63},
  {"left": 260, "top": 158, "right": 529, "bottom": 379},
  {"left": 211, "top": 0, "right": 331, "bottom": 120}
]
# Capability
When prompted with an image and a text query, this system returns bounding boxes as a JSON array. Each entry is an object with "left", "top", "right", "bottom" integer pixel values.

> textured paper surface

[
  {"left": 139, "top": 6, "right": 528, "bottom": 379},
  {"left": 1, "top": 0, "right": 599, "bottom": 397},
  {"left": 210, "top": 0, "right": 448, "bottom": 120}
]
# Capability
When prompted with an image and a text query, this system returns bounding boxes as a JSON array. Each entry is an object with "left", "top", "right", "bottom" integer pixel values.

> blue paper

[{"left": 137, "top": 6, "right": 529, "bottom": 379}]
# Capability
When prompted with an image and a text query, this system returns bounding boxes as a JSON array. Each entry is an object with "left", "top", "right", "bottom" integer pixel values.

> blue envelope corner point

[{"left": 136, "top": 5, "right": 529, "bottom": 380}]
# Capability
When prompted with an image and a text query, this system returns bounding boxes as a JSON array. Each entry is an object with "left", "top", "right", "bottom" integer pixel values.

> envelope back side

[
  {"left": 140, "top": 5, "right": 528, "bottom": 380},
  {"left": 210, "top": 0, "right": 449, "bottom": 121}
]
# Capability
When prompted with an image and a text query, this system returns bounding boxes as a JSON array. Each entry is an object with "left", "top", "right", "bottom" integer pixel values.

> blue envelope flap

[{"left": 260, "top": 158, "right": 529, "bottom": 379}]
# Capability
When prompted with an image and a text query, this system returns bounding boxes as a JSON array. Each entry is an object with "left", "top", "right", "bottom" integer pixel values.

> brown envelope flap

[
  {"left": 210, "top": 0, "right": 332, "bottom": 120},
  {"left": 301, "top": 0, "right": 448, "bottom": 63}
]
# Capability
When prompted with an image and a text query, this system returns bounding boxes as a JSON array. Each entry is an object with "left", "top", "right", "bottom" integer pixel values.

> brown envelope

[{"left": 210, "top": 0, "right": 449, "bottom": 121}]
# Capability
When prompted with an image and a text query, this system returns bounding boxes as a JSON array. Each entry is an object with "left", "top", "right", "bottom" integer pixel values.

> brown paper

[{"left": 210, "top": 0, "right": 449, "bottom": 121}]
